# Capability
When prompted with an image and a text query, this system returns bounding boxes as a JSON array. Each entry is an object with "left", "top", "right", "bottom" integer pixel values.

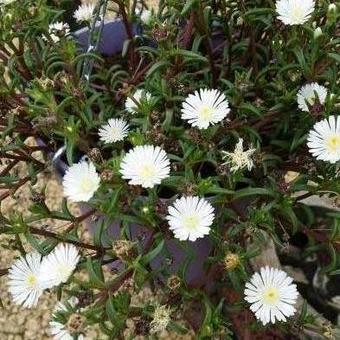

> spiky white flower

[
  {"left": 62, "top": 160, "right": 100, "bottom": 202},
  {"left": 181, "top": 88, "right": 230, "bottom": 129},
  {"left": 7, "top": 252, "right": 43, "bottom": 308},
  {"left": 222, "top": 138, "right": 256, "bottom": 172},
  {"left": 244, "top": 266, "right": 299, "bottom": 325},
  {"left": 276, "top": 0, "right": 315, "bottom": 25},
  {"left": 150, "top": 304, "right": 172, "bottom": 334},
  {"left": 39, "top": 244, "right": 80, "bottom": 289},
  {"left": 49, "top": 298, "right": 85, "bottom": 340},
  {"left": 307, "top": 115, "right": 340, "bottom": 164},
  {"left": 125, "top": 89, "right": 152, "bottom": 114},
  {"left": 98, "top": 118, "right": 129, "bottom": 144},
  {"left": 120, "top": 145, "right": 170, "bottom": 188},
  {"left": 166, "top": 196, "right": 215, "bottom": 242},
  {"left": 297, "top": 83, "right": 327, "bottom": 112},
  {"left": 47, "top": 22, "right": 70, "bottom": 43},
  {"left": 73, "top": 3, "right": 95, "bottom": 23}
]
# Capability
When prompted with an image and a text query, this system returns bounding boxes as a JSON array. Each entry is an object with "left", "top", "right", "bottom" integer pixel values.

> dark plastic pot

[
  {"left": 43, "top": 21, "right": 213, "bottom": 286},
  {"left": 83, "top": 206, "right": 212, "bottom": 287},
  {"left": 74, "top": 19, "right": 141, "bottom": 56}
]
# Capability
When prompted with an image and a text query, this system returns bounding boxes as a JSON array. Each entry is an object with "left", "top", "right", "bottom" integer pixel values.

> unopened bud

[
  {"left": 66, "top": 313, "right": 85, "bottom": 334},
  {"left": 167, "top": 275, "right": 181, "bottom": 290},
  {"left": 224, "top": 253, "right": 240, "bottom": 271},
  {"left": 328, "top": 3, "right": 337, "bottom": 14},
  {"left": 313, "top": 27, "right": 322, "bottom": 40},
  {"left": 112, "top": 240, "right": 135, "bottom": 260},
  {"left": 327, "top": 3, "right": 338, "bottom": 24},
  {"left": 31, "top": 191, "right": 45, "bottom": 203},
  {"left": 100, "top": 169, "right": 114, "bottom": 182},
  {"left": 88, "top": 148, "right": 103, "bottom": 163}
]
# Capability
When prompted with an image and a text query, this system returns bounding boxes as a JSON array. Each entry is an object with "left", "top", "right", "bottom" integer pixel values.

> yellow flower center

[
  {"left": 291, "top": 6, "right": 304, "bottom": 22},
  {"left": 233, "top": 152, "right": 247, "bottom": 164},
  {"left": 27, "top": 274, "right": 37, "bottom": 287},
  {"left": 183, "top": 215, "right": 199, "bottom": 230},
  {"left": 199, "top": 105, "right": 213, "bottom": 121},
  {"left": 306, "top": 94, "right": 316, "bottom": 105},
  {"left": 109, "top": 127, "right": 118, "bottom": 137},
  {"left": 262, "top": 287, "right": 280, "bottom": 304},
  {"left": 140, "top": 164, "right": 156, "bottom": 180},
  {"left": 326, "top": 134, "right": 340, "bottom": 152},
  {"left": 80, "top": 177, "right": 95, "bottom": 192}
]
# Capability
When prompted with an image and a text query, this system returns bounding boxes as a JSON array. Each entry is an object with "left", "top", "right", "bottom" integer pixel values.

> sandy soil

[{"left": 0, "top": 2, "right": 194, "bottom": 339}]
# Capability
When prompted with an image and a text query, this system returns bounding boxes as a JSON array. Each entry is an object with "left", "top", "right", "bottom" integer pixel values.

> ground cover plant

[{"left": 0, "top": 0, "right": 340, "bottom": 338}]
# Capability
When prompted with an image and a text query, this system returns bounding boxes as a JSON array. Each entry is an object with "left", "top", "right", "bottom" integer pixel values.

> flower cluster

[
  {"left": 1, "top": 0, "right": 339, "bottom": 338},
  {"left": 7, "top": 244, "right": 79, "bottom": 308}
]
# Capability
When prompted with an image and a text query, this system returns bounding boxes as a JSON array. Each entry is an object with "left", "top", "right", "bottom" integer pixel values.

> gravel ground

[
  {"left": 0, "top": 139, "right": 81, "bottom": 339},
  {"left": 0, "top": 2, "right": 194, "bottom": 339}
]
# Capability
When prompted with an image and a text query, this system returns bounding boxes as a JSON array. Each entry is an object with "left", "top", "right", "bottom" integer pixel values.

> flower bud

[
  {"left": 327, "top": 3, "right": 338, "bottom": 24},
  {"left": 328, "top": 3, "right": 337, "bottom": 14},
  {"left": 167, "top": 275, "right": 181, "bottom": 290},
  {"left": 66, "top": 313, "right": 85, "bottom": 334},
  {"left": 284, "top": 171, "right": 299, "bottom": 184},
  {"left": 313, "top": 27, "right": 322, "bottom": 40},
  {"left": 112, "top": 240, "right": 135, "bottom": 261},
  {"left": 224, "top": 253, "right": 240, "bottom": 271},
  {"left": 100, "top": 169, "right": 114, "bottom": 182},
  {"left": 140, "top": 10, "right": 152, "bottom": 24}
]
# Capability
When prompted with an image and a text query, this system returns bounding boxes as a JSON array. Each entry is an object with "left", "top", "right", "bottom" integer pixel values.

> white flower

[
  {"left": 47, "top": 22, "right": 70, "bottom": 43},
  {"left": 244, "top": 266, "right": 299, "bottom": 325},
  {"left": 125, "top": 89, "right": 152, "bottom": 114},
  {"left": 73, "top": 3, "right": 95, "bottom": 23},
  {"left": 120, "top": 145, "right": 170, "bottom": 188},
  {"left": 276, "top": 0, "right": 315, "bottom": 25},
  {"left": 307, "top": 115, "right": 340, "bottom": 164},
  {"left": 39, "top": 244, "right": 80, "bottom": 289},
  {"left": 150, "top": 304, "right": 172, "bottom": 334},
  {"left": 98, "top": 118, "right": 129, "bottom": 144},
  {"left": 62, "top": 160, "right": 100, "bottom": 202},
  {"left": 0, "top": 0, "right": 15, "bottom": 5},
  {"left": 166, "top": 196, "right": 215, "bottom": 242},
  {"left": 181, "top": 88, "right": 230, "bottom": 129},
  {"left": 297, "top": 83, "right": 327, "bottom": 112},
  {"left": 140, "top": 10, "right": 152, "bottom": 24},
  {"left": 7, "top": 252, "right": 43, "bottom": 308},
  {"left": 49, "top": 298, "right": 85, "bottom": 340},
  {"left": 222, "top": 138, "right": 256, "bottom": 172}
]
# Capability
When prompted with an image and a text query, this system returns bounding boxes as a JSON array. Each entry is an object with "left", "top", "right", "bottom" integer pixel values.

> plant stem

[
  {"left": 196, "top": 3, "right": 217, "bottom": 86},
  {"left": 28, "top": 226, "right": 110, "bottom": 252},
  {"left": 65, "top": 208, "right": 97, "bottom": 233},
  {"left": 182, "top": 11, "right": 195, "bottom": 49},
  {"left": 0, "top": 214, "right": 108, "bottom": 252},
  {"left": 0, "top": 268, "right": 8, "bottom": 276},
  {"left": 294, "top": 191, "right": 315, "bottom": 202},
  {"left": 116, "top": 0, "right": 136, "bottom": 71}
]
